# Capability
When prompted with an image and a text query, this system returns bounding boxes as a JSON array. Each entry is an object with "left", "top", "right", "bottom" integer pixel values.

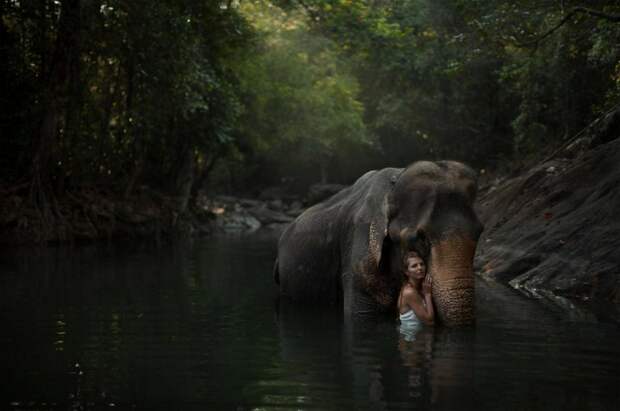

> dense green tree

[
  {"left": 1, "top": 0, "right": 619, "bottom": 222},
  {"left": 219, "top": 0, "right": 369, "bottom": 190},
  {"left": 276, "top": 0, "right": 620, "bottom": 167},
  {"left": 1, "top": 0, "right": 253, "bottom": 215}
]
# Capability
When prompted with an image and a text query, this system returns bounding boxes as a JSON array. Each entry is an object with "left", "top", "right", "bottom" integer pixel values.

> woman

[{"left": 398, "top": 251, "right": 434, "bottom": 340}]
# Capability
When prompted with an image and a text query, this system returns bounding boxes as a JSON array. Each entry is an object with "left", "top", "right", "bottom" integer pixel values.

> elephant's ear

[
  {"left": 368, "top": 170, "right": 400, "bottom": 268},
  {"left": 353, "top": 171, "right": 399, "bottom": 309}
]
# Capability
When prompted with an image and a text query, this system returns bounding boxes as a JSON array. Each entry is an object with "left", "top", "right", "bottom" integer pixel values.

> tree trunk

[
  {"left": 175, "top": 147, "right": 195, "bottom": 215},
  {"left": 60, "top": 23, "right": 82, "bottom": 192},
  {"left": 30, "top": 0, "right": 81, "bottom": 216},
  {"left": 98, "top": 68, "right": 117, "bottom": 163},
  {"left": 123, "top": 54, "right": 142, "bottom": 199},
  {"left": 192, "top": 149, "right": 222, "bottom": 196},
  {"left": 124, "top": 149, "right": 144, "bottom": 199}
]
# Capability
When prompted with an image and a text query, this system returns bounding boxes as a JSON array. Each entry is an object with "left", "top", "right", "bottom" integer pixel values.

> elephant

[{"left": 273, "top": 160, "right": 483, "bottom": 325}]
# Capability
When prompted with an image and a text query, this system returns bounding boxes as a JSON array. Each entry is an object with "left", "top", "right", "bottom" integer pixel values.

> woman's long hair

[{"left": 398, "top": 250, "right": 425, "bottom": 318}]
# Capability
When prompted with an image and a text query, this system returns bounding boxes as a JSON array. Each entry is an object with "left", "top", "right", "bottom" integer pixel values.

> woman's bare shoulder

[
  {"left": 402, "top": 284, "right": 422, "bottom": 302},
  {"left": 401, "top": 284, "right": 418, "bottom": 297}
]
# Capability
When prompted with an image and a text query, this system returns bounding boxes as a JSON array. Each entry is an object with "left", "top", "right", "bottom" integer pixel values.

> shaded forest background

[{"left": 1, "top": 0, "right": 620, "bottom": 241}]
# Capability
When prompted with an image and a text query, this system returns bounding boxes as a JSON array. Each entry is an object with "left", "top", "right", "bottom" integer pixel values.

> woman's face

[{"left": 406, "top": 255, "right": 426, "bottom": 280}]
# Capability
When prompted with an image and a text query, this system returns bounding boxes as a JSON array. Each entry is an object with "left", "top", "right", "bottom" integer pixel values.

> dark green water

[{"left": 1, "top": 232, "right": 619, "bottom": 410}]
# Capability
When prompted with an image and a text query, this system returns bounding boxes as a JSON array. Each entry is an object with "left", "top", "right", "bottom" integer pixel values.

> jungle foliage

[{"left": 1, "top": 0, "right": 620, "bottom": 202}]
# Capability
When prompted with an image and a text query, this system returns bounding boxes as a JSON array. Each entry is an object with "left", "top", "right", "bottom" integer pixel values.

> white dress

[{"left": 399, "top": 309, "right": 423, "bottom": 341}]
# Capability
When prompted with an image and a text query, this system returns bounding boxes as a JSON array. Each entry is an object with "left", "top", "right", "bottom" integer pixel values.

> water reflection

[
  {"left": 397, "top": 326, "right": 433, "bottom": 404},
  {"left": 275, "top": 300, "right": 436, "bottom": 410},
  {"left": 1, "top": 235, "right": 619, "bottom": 410}
]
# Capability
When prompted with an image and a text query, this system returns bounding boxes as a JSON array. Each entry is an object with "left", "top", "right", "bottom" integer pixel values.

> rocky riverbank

[
  {"left": 475, "top": 108, "right": 620, "bottom": 321},
  {"left": 0, "top": 183, "right": 346, "bottom": 245}
]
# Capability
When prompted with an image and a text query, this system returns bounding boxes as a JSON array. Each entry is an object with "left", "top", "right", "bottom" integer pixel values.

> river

[{"left": 1, "top": 232, "right": 619, "bottom": 410}]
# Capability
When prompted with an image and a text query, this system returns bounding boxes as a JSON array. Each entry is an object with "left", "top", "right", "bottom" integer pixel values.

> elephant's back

[
  {"left": 320, "top": 167, "right": 402, "bottom": 210},
  {"left": 276, "top": 167, "right": 402, "bottom": 303},
  {"left": 279, "top": 167, "right": 399, "bottom": 252}
]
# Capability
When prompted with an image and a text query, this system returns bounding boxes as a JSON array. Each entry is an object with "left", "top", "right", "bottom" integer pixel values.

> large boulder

[
  {"left": 475, "top": 109, "right": 620, "bottom": 320},
  {"left": 247, "top": 204, "right": 294, "bottom": 225}
]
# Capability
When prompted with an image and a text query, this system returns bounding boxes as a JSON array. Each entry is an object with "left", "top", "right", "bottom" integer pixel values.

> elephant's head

[{"left": 366, "top": 161, "right": 482, "bottom": 325}]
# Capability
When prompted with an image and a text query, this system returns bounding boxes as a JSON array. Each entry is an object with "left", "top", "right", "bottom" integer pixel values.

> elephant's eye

[{"left": 465, "top": 183, "right": 477, "bottom": 203}]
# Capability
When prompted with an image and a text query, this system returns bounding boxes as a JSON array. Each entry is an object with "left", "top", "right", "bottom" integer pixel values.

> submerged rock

[{"left": 216, "top": 211, "right": 262, "bottom": 232}]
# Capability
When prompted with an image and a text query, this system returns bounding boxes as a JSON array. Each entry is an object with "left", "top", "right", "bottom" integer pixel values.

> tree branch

[{"left": 516, "top": 7, "right": 620, "bottom": 48}]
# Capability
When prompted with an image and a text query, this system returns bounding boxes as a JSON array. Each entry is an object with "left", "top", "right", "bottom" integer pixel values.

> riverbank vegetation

[{"left": 1, "top": 0, "right": 619, "bottom": 243}]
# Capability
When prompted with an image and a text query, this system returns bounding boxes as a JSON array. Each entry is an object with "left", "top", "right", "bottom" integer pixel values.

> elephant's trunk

[{"left": 428, "top": 234, "right": 477, "bottom": 326}]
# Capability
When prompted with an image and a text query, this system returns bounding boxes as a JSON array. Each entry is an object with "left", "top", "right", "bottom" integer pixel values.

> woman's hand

[{"left": 422, "top": 275, "right": 432, "bottom": 296}]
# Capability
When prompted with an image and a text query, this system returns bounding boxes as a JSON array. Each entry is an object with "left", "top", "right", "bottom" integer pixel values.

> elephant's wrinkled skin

[{"left": 274, "top": 161, "right": 483, "bottom": 325}]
